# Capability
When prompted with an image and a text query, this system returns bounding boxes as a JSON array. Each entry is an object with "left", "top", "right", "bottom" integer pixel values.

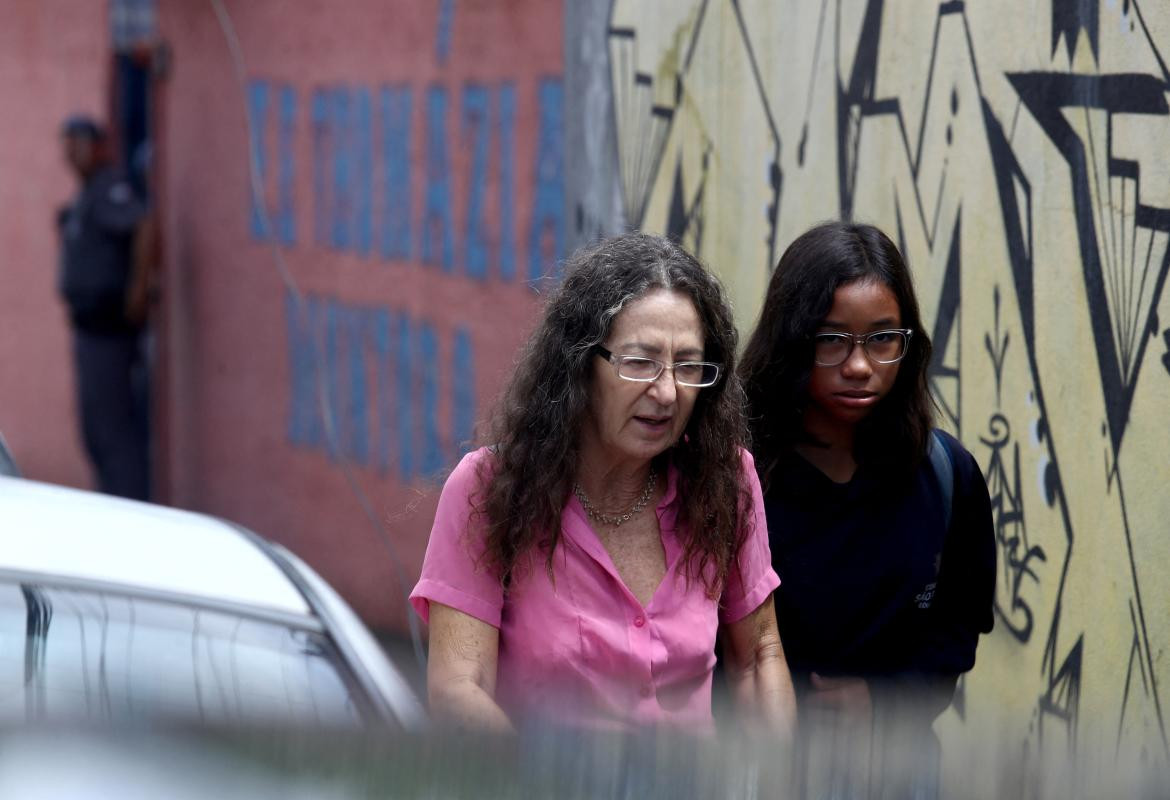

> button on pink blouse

[{"left": 410, "top": 447, "right": 780, "bottom": 731}]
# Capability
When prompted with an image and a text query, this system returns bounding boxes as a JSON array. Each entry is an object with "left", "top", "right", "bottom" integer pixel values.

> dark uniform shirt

[
  {"left": 58, "top": 165, "right": 146, "bottom": 333},
  {"left": 764, "top": 430, "right": 995, "bottom": 709}
]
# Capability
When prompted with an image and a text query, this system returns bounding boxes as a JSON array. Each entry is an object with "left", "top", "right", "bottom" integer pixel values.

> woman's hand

[
  {"left": 427, "top": 602, "right": 515, "bottom": 733},
  {"left": 721, "top": 594, "right": 797, "bottom": 737}
]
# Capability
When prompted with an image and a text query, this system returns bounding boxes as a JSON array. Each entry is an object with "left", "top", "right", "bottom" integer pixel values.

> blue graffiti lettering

[
  {"left": 436, "top": 0, "right": 456, "bottom": 64},
  {"left": 331, "top": 87, "right": 353, "bottom": 250},
  {"left": 311, "top": 89, "right": 331, "bottom": 246},
  {"left": 248, "top": 79, "right": 296, "bottom": 243},
  {"left": 462, "top": 84, "right": 490, "bottom": 280},
  {"left": 370, "top": 309, "right": 394, "bottom": 472},
  {"left": 342, "top": 307, "right": 369, "bottom": 464},
  {"left": 285, "top": 292, "right": 323, "bottom": 447},
  {"left": 288, "top": 292, "right": 477, "bottom": 482},
  {"left": 497, "top": 82, "right": 517, "bottom": 281},
  {"left": 419, "top": 322, "right": 443, "bottom": 476},
  {"left": 380, "top": 86, "right": 412, "bottom": 260},
  {"left": 278, "top": 84, "right": 296, "bottom": 244},
  {"left": 324, "top": 299, "right": 343, "bottom": 459},
  {"left": 355, "top": 87, "right": 374, "bottom": 257},
  {"left": 452, "top": 327, "right": 475, "bottom": 458},
  {"left": 529, "top": 78, "right": 565, "bottom": 282},
  {"left": 284, "top": 76, "right": 564, "bottom": 283},
  {"left": 395, "top": 312, "right": 414, "bottom": 480},
  {"left": 423, "top": 87, "right": 454, "bottom": 271},
  {"left": 247, "top": 79, "right": 270, "bottom": 239}
]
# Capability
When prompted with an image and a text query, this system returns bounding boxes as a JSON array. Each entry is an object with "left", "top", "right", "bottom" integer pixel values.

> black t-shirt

[{"left": 764, "top": 431, "right": 995, "bottom": 708}]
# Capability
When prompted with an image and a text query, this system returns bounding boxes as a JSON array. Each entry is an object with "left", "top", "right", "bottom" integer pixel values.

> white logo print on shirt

[{"left": 916, "top": 582, "right": 937, "bottom": 609}]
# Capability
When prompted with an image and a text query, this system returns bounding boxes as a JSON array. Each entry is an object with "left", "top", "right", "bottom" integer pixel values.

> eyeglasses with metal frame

[
  {"left": 595, "top": 345, "right": 722, "bottom": 387},
  {"left": 812, "top": 328, "right": 913, "bottom": 367}
]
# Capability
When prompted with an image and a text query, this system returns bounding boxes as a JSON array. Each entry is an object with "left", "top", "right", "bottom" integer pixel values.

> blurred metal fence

[{"left": 4, "top": 718, "right": 1167, "bottom": 799}]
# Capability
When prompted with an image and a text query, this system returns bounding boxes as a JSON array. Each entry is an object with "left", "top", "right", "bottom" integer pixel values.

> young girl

[{"left": 739, "top": 221, "right": 995, "bottom": 786}]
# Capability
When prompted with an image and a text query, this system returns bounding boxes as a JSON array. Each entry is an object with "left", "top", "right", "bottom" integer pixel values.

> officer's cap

[{"left": 61, "top": 115, "right": 107, "bottom": 141}]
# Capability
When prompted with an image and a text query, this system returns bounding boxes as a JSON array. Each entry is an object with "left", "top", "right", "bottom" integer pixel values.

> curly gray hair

[{"left": 476, "top": 232, "right": 750, "bottom": 597}]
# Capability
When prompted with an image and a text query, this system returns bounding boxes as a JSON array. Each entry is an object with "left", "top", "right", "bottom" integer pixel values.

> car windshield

[{"left": 0, "top": 581, "right": 367, "bottom": 728}]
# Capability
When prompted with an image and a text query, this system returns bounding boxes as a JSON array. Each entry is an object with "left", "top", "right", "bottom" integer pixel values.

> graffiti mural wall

[{"left": 572, "top": 0, "right": 1170, "bottom": 771}]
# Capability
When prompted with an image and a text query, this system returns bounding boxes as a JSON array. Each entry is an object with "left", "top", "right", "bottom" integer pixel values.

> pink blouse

[{"left": 409, "top": 447, "right": 780, "bottom": 731}]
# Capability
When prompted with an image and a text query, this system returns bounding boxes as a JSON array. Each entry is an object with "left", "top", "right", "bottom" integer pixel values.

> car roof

[{"left": 0, "top": 476, "right": 311, "bottom": 617}]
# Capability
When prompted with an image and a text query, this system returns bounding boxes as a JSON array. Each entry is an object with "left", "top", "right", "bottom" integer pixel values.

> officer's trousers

[{"left": 72, "top": 327, "right": 150, "bottom": 500}]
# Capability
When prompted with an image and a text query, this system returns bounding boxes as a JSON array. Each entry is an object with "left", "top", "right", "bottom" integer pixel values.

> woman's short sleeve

[
  {"left": 719, "top": 448, "right": 782, "bottom": 624},
  {"left": 408, "top": 448, "right": 505, "bottom": 628}
]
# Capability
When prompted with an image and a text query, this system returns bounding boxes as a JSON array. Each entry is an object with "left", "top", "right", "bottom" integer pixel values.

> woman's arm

[
  {"left": 721, "top": 594, "right": 797, "bottom": 736},
  {"left": 427, "top": 602, "right": 514, "bottom": 733}
]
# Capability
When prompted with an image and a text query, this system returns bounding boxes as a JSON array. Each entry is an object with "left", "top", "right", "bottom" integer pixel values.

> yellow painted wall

[{"left": 603, "top": 0, "right": 1170, "bottom": 777}]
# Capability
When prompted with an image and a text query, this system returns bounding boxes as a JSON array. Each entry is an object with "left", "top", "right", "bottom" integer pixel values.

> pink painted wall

[
  {"left": 155, "top": 1, "right": 563, "bottom": 630},
  {"left": 0, "top": 1, "right": 110, "bottom": 489}
]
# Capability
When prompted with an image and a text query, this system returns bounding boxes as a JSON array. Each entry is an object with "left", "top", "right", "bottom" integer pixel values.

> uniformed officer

[{"left": 58, "top": 115, "right": 151, "bottom": 500}]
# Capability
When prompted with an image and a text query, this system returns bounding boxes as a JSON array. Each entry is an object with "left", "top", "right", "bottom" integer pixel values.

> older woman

[{"left": 409, "top": 233, "right": 795, "bottom": 733}]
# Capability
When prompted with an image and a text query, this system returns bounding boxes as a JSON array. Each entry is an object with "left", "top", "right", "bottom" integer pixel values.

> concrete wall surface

[
  {"left": 0, "top": 0, "right": 110, "bottom": 489},
  {"left": 569, "top": 0, "right": 1170, "bottom": 782},
  {"left": 154, "top": 0, "right": 563, "bottom": 630}
]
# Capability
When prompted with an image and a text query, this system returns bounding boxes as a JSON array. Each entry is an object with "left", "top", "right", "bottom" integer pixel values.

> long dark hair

[
  {"left": 479, "top": 232, "right": 748, "bottom": 597},
  {"left": 739, "top": 221, "right": 935, "bottom": 485}
]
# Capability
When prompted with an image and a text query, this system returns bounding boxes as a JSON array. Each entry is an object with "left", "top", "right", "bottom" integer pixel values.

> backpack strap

[{"left": 928, "top": 429, "right": 955, "bottom": 532}]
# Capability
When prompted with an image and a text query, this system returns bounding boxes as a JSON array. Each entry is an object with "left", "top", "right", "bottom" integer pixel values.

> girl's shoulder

[
  {"left": 926, "top": 429, "right": 991, "bottom": 506},
  {"left": 929, "top": 429, "right": 980, "bottom": 473}
]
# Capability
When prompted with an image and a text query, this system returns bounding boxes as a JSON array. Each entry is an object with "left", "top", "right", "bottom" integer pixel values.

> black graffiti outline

[
  {"left": 981, "top": 413, "right": 1046, "bottom": 643},
  {"left": 594, "top": 0, "right": 1169, "bottom": 756},
  {"left": 1119, "top": 599, "right": 1154, "bottom": 755},
  {"left": 833, "top": 0, "right": 972, "bottom": 247},
  {"left": 729, "top": 0, "right": 783, "bottom": 269},
  {"left": 1006, "top": 62, "right": 1170, "bottom": 755},
  {"left": 665, "top": 148, "right": 710, "bottom": 251},
  {"left": 1050, "top": 0, "right": 1099, "bottom": 62},
  {"left": 925, "top": 211, "right": 962, "bottom": 434},
  {"left": 606, "top": 0, "right": 710, "bottom": 230},
  {"left": 605, "top": 25, "right": 675, "bottom": 229},
  {"left": 1107, "top": 454, "right": 1169, "bottom": 752},
  {"left": 984, "top": 286, "right": 1010, "bottom": 406},
  {"left": 1039, "top": 634, "right": 1084, "bottom": 754},
  {"left": 607, "top": 1, "right": 783, "bottom": 272},
  {"left": 827, "top": 0, "right": 1088, "bottom": 752},
  {"left": 1007, "top": 70, "right": 1170, "bottom": 455}
]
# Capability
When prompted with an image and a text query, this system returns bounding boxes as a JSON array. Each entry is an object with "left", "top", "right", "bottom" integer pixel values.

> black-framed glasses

[
  {"left": 595, "top": 345, "right": 722, "bottom": 387},
  {"left": 812, "top": 328, "right": 913, "bottom": 366}
]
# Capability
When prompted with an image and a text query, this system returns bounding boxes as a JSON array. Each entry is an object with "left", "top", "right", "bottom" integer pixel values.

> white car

[{"left": 0, "top": 475, "right": 425, "bottom": 731}]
